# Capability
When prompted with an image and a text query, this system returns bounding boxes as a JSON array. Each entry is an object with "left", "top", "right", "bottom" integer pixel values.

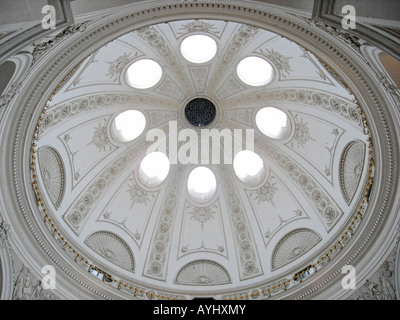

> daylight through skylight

[{"left": 180, "top": 34, "right": 217, "bottom": 64}]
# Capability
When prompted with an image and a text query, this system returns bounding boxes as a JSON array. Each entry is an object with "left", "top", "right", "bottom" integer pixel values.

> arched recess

[
  {"left": 85, "top": 231, "right": 135, "bottom": 272},
  {"left": 339, "top": 140, "right": 366, "bottom": 205},
  {"left": 37, "top": 146, "right": 65, "bottom": 209},
  {"left": 360, "top": 44, "right": 400, "bottom": 99},
  {"left": 271, "top": 228, "right": 321, "bottom": 271},
  {"left": 0, "top": 53, "right": 32, "bottom": 112},
  {"left": 174, "top": 260, "right": 231, "bottom": 286},
  {"left": 379, "top": 52, "right": 400, "bottom": 89},
  {"left": 0, "top": 61, "right": 15, "bottom": 96}
]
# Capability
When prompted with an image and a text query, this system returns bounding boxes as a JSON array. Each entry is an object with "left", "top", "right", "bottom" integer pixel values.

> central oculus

[{"left": 184, "top": 98, "right": 216, "bottom": 127}]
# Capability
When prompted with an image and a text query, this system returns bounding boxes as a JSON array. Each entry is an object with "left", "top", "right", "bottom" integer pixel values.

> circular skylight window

[
  {"left": 237, "top": 56, "right": 274, "bottom": 86},
  {"left": 112, "top": 110, "right": 146, "bottom": 142},
  {"left": 139, "top": 152, "right": 170, "bottom": 187},
  {"left": 125, "top": 59, "right": 162, "bottom": 89},
  {"left": 187, "top": 167, "right": 217, "bottom": 203},
  {"left": 256, "top": 107, "right": 290, "bottom": 139},
  {"left": 180, "top": 35, "right": 217, "bottom": 64},
  {"left": 233, "top": 150, "right": 265, "bottom": 185}
]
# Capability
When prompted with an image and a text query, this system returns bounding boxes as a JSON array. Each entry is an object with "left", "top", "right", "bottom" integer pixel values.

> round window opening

[
  {"left": 237, "top": 56, "right": 274, "bottom": 86},
  {"left": 233, "top": 150, "right": 265, "bottom": 186},
  {"left": 112, "top": 110, "right": 146, "bottom": 142},
  {"left": 125, "top": 59, "right": 162, "bottom": 89},
  {"left": 139, "top": 152, "right": 170, "bottom": 187},
  {"left": 184, "top": 98, "right": 216, "bottom": 127},
  {"left": 255, "top": 107, "right": 290, "bottom": 139},
  {"left": 187, "top": 167, "right": 217, "bottom": 203},
  {"left": 180, "top": 34, "right": 217, "bottom": 64}
]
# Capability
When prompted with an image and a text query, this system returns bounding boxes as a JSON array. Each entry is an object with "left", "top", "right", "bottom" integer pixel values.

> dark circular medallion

[{"left": 184, "top": 98, "right": 216, "bottom": 127}]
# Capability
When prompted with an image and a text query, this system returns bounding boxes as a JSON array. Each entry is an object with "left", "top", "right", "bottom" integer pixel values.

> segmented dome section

[
  {"left": 85, "top": 231, "right": 135, "bottom": 271},
  {"left": 37, "top": 146, "right": 65, "bottom": 209},
  {"left": 175, "top": 260, "right": 231, "bottom": 286},
  {"left": 271, "top": 228, "right": 321, "bottom": 270}
]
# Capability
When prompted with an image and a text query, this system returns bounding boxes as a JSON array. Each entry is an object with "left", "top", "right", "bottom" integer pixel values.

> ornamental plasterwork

[
  {"left": 174, "top": 20, "right": 224, "bottom": 38},
  {"left": 0, "top": 219, "right": 10, "bottom": 247},
  {"left": 220, "top": 166, "right": 263, "bottom": 280},
  {"left": 40, "top": 93, "right": 177, "bottom": 134},
  {"left": 31, "top": 21, "right": 89, "bottom": 63},
  {"left": 264, "top": 210, "right": 304, "bottom": 240},
  {"left": 12, "top": 259, "right": 58, "bottom": 301},
  {"left": 348, "top": 249, "right": 397, "bottom": 300},
  {"left": 155, "top": 76, "right": 185, "bottom": 101},
  {"left": 206, "top": 23, "right": 259, "bottom": 94},
  {"left": 96, "top": 173, "right": 158, "bottom": 248},
  {"left": 63, "top": 139, "right": 151, "bottom": 235},
  {"left": 180, "top": 241, "right": 225, "bottom": 256},
  {"left": 245, "top": 170, "right": 309, "bottom": 247},
  {"left": 143, "top": 165, "right": 185, "bottom": 280},
  {"left": 106, "top": 52, "right": 136, "bottom": 82},
  {"left": 87, "top": 118, "right": 113, "bottom": 152},
  {"left": 85, "top": 231, "right": 135, "bottom": 271},
  {"left": 188, "top": 66, "right": 209, "bottom": 92},
  {"left": 216, "top": 76, "right": 245, "bottom": 100},
  {"left": 179, "top": 200, "right": 228, "bottom": 259},
  {"left": 291, "top": 117, "right": 316, "bottom": 149},
  {"left": 13, "top": 266, "right": 54, "bottom": 300},
  {"left": 339, "top": 140, "right": 366, "bottom": 205},
  {"left": 220, "top": 88, "right": 362, "bottom": 129},
  {"left": 188, "top": 205, "right": 216, "bottom": 229},
  {"left": 126, "top": 178, "right": 155, "bottom": 207},
  {"left": 249, "top": 178, "right": 279, "bottom": 206},
  {"left": 305, "top": 19, "right": 362, "bottom": 52},
  {"left": 57, "top": 116, "right": 118, "bottom": 189},
  {"left": 287, "top": 113, "right": 344, "bottom": 183},
  {"left": 135, "top": 25, "right": 193, "bottom": 95},
  {"left": 37, "top": 147, "right": 65, "bottom": 209},
  {"left": 174, "top": 260, "right": 231, "bottom": 286},
  {"left": 259, "top": 48, "right": 293, "bottom": 78},
  {"left": 271, "top": 228, "right": 322, "bottom": 270},
  {"left": 255, "top": 137, "right": 343, "bottom": 232},
  {"left": 0, "top": 82, "right": 22, "bottom": 110}
]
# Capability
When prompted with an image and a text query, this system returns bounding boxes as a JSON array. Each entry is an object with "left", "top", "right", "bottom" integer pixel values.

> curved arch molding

[{"left": 85, "top": 231, "right": 135, "bottom": 271}]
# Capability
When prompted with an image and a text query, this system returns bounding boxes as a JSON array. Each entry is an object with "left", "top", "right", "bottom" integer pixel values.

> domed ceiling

[{"left": 30, "top": 18, "right": 372, "bottom": 299}]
